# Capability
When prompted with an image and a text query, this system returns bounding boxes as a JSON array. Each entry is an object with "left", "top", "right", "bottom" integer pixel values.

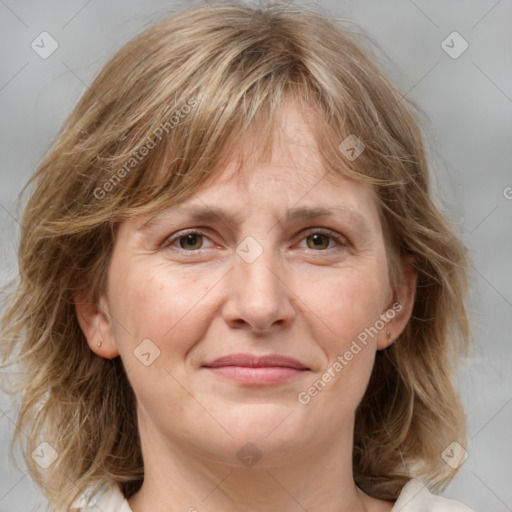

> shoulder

[
  {"left": 392, "top": 479, "right": 475, "bottom": 512},
  {"left": 68, "top": 482, "right": 132, "bottom": 512}
]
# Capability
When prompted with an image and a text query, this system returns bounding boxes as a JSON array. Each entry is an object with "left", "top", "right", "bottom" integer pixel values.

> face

[{"left": 76, "top": 102, "right": 415, "bottom": 468}]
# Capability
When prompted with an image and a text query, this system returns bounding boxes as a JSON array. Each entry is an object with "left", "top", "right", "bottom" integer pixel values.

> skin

[{"left": 75, "top": 102, "right": 416, "bottom": 512}]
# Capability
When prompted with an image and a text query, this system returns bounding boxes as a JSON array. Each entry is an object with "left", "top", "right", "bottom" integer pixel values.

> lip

[{"left": 202, "top": 353, "right": 310, "bottom": 386}]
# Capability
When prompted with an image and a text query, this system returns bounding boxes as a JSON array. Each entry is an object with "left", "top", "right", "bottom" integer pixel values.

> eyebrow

[{"left": 137, "top": 205, "right": 371, "bottom": 235}]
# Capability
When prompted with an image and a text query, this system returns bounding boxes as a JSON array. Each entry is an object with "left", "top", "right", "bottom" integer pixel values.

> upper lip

[{"left": 203, "top": 353, "right": 310, "bottom": 370}]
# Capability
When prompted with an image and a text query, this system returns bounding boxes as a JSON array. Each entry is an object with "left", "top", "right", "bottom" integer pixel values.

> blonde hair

[{"left": 0, "top": 1, "right": 471, "bottom": 510}]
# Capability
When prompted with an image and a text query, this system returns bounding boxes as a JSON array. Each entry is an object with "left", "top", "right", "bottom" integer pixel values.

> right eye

[{"left": 161, "top": 230, "right": 216, "bottom": 253}]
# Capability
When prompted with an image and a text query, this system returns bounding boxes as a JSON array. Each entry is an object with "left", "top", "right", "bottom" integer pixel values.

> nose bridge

[
  {"left": 223, "top": 233, "right": 295, "bottom": 331},
  {"left": 236, "top": 234, "right": 284, "bottom": 300}
]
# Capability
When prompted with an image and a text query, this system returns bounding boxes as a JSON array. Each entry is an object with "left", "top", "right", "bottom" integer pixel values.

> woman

[{"left": 0, "top": 1, "right": 475, "bottom": 511}]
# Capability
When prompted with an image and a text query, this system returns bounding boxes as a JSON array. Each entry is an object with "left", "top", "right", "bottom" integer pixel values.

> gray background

[{"left": 0, "top": 1, "right": 511, "bottom": 511}]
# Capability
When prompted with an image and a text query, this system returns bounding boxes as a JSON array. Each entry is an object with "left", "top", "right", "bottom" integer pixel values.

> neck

[{"left": 126, "top": 414, "right": 390, "bottom": 512}]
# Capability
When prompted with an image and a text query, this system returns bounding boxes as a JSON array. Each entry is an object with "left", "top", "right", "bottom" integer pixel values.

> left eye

[
  {"left": 162, "top": 229, "right": 346, "bottom": 252},
  {"left": 299, "top": 231, "right": 344, "bottom": 251}
]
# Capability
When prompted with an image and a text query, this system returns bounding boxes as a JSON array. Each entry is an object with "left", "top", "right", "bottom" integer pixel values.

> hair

[{"left": 0, "top": 1, "right": 471, "bottom": 511}]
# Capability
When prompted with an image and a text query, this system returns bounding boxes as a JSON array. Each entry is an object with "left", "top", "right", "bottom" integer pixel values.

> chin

[{"left": 205, "top": 412, "right": 311, "bottom": 462}]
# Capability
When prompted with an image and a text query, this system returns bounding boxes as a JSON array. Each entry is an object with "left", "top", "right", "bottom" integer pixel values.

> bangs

[
  {"left": 92, "top": 61, "right": 352, "bottom": 226},
  {"left": 78, "top": 7, "right": 398, "bottom": 227}
]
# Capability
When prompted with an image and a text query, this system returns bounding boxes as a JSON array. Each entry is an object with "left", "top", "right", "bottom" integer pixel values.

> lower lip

[{"left": 204, "top": 366, "right": 308, "bottom": 385}]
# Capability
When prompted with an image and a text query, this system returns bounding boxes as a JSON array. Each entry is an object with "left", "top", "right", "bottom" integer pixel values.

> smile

[
  {"left": 202, "top": 353, "right": 311, "bottom": 385},
  {"left": 204, "top": 365, "right": 309, "bottom": 385}
]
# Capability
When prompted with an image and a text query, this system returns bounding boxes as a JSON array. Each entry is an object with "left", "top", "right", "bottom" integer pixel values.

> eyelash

[{"left": 161, "top": 228, "right": 348, "bottom": 255}]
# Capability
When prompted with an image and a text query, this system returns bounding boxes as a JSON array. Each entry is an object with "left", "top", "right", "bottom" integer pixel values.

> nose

[{"left": 221, "top": 244, "right": 297, "bottom": 334}]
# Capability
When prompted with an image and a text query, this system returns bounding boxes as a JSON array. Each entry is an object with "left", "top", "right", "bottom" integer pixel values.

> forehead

[
  {"left": 200, "top": 100, "right": 362, "bottom": 191},
  {"left": 133, "top": 146, "right": 379, "bottom": 241},
  {"left": 127, "top": 100, "right": 380, "bottom": 233}
]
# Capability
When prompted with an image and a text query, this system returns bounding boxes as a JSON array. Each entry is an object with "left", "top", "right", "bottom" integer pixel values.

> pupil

[
  {"left": 310, "top": 234, "right": 327, "bottom": 249},
  {"left": 181, "top": 234, "right": 201, "bottom": 249}
]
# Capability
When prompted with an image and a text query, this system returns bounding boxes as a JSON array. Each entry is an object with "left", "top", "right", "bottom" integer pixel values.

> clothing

[
  {"left": 392, "top": 479, "right": 474, "bottom": 511},
  {"left": 69, "top": 478, "right": 475, "bottom": 511}
]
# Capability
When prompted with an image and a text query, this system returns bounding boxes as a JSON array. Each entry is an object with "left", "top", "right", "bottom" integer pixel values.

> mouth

[{"left": 202, "top": 353, "right": 310, "bottom": 386}]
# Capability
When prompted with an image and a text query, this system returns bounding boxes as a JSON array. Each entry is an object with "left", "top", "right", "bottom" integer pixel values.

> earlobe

[
  {"left": 73, "top": 291, "right": 120, "bottom": 359},
  {"left": 377, "top": 259, "right": 417, "bottom": 350}
]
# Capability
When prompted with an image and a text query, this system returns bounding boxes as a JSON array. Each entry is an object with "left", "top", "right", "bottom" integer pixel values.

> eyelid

[{"left": 161, "top": 226, "right": 349, "bottom": 254}]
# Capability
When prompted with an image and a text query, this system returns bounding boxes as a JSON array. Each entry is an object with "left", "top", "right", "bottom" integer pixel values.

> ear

[
  {"left": 377, "top": 256, "right": 417, "bottom": 350},
  {"left": 73, "top": 291, "right": 120, "bottom": 359}
]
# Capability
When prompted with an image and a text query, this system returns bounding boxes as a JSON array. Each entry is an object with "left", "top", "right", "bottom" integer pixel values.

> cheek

[
  {"left": 295, "top": 262, "right": 388, "bottom": 408},
  {"left": 298, "top": 321, "right": 376, "bottom": 419},
  {"left": 109, "top": 261, "right": 216, "bottom": 364},
  {"left": 107, "top": 264, "right": 207, "bottom": 415},
  {"left": 303, "top": 263, "right": 388, "bottom": 349}
]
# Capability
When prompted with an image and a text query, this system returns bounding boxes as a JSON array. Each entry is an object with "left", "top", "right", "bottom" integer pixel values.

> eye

[
  {"left": 298, "top": 229, "right": 348, "bottom": 252},
  {"left": 162, "top": 230, "right": 214, "bottom": 252},
  {"left": 161, "top": 228, "right": 348, "bottom": 254}
]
